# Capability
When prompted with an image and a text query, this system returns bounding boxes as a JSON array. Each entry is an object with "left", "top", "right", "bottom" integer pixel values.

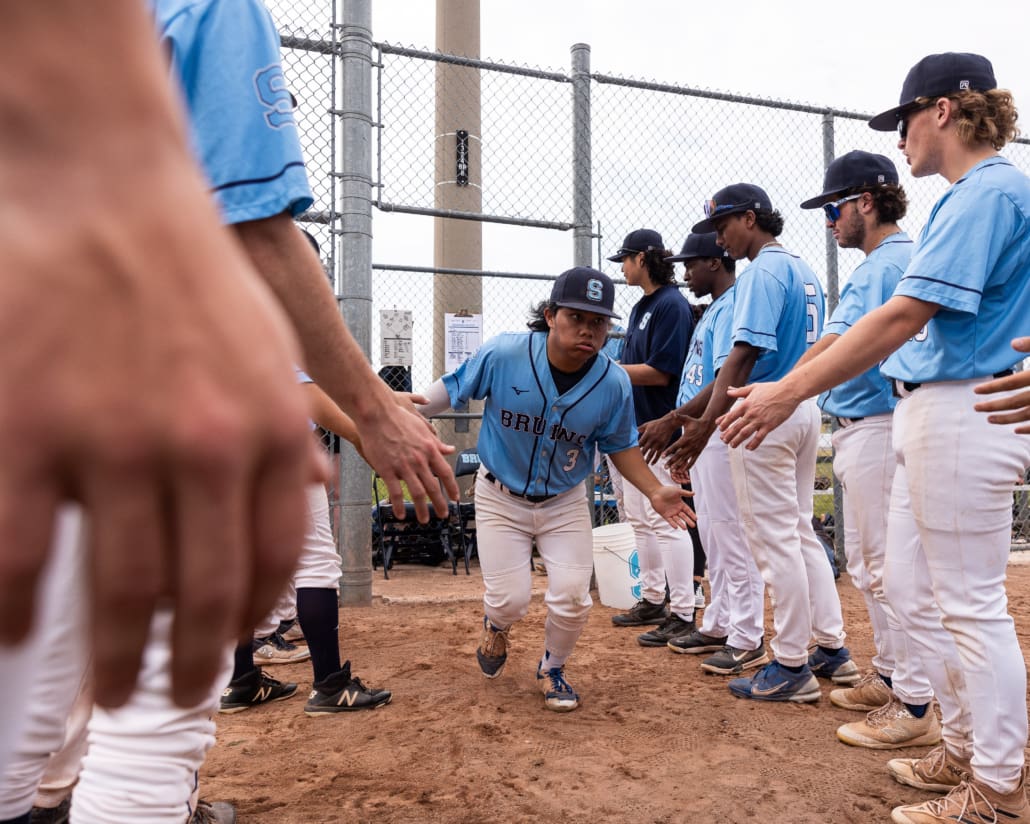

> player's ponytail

[{"left": 527, "top": 300, "right": 556, "bottom": 331}]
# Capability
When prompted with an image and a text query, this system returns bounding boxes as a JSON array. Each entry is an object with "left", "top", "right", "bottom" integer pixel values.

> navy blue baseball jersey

[
  {"left": 154, "top": 0, "right": 314, "bottom": 225},
  {"left": 819, "top": 233, "right": 912, "bottom": 418},
  {"left": 733, "top": 246, "right": 825, "bottom": 383},
  {"left": 883, "top": 157, "right": 1030, "bottom": 383},
  {"left": 442, "top": 331, "right": 637, "bottom": 497},
  {"left": 622, "top": 284, "right": 695, "bottom": 424},
  {"left": 677, "top": 287, "right": 736, "bottom": 405}
]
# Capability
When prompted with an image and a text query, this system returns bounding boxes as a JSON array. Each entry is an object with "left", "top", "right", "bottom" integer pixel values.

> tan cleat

[
  {"left": 837, "top": 696, "right": 941, "bottom": 750},
  {"left": 891, "top": 772, "right": 1030, "bottom": 824},
  {"left": 830, "top": 669, "right": 893, "bottom": 711},
  {"left": 888, "top": 743, "right": 971, "bottom": 793}
]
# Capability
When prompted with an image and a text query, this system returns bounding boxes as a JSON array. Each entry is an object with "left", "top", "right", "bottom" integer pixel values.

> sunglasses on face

[
  {"left": 703, "top": 199, "right": 752, "bottom": 219},
  {"left": 822, "top": 193, "right": 862, "bottom": 223},
  {"left": 897, "top": 102, "right": 935, "bottom": 140}
]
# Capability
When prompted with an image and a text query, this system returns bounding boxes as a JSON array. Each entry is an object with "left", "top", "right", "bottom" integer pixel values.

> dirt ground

[{"left": 202, "top": 556, "right": 1030, "bottom": 824}]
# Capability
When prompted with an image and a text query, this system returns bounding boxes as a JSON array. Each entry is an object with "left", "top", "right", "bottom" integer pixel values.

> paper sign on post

[
  {"left": 445, "top": 313, "right": 482, "bottom": 373},
  {"left": 380, "top": 309, "right": 413, "bottom": 366}
]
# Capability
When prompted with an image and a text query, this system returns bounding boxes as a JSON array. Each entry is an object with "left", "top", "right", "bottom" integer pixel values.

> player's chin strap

[{"left": 416, "top": 378, "right": 451, "bottom": 418}]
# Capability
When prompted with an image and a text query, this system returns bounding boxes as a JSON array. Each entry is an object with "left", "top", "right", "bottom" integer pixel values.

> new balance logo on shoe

[
  {"left": 336, "top": 689, "right": 363, "bottom": 707},
  {"left": 254, "top": 685, "right": 273, "bottom": 703}
]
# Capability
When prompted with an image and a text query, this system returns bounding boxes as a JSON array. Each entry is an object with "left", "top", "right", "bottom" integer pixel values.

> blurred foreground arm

[
  {"left": 0, "top": 1, "right": 318, "bottom": 707},
  {"left": 235, "top": 215, "right": 460, "bottom": 522}
]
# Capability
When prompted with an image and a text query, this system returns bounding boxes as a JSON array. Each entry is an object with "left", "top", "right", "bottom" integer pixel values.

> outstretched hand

[
  {"left": 717, "top": 382, "right": 800, "bottom": 450},
  {"left": 974, "top": 337, "right": 1030, "bottom": 433},
  {"left": 662, "top": 416, "right": 715, "bottom": 474},
  {"left": 649, "top": 485, "right": 696, "bottom": 530},
  {"left": 637, "top": 413, "right": 680, "bottom": 464}
]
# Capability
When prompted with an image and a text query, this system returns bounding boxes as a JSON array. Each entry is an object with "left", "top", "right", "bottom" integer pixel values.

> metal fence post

[
  {"left": 821, "top": 113, "right": 846, "bottom": 572},
  {"left": 337, "top": 0, "right": 374, "bottom": 605},
  {"left": 571, "top": 43, "right": 592, "bottom": 268}
]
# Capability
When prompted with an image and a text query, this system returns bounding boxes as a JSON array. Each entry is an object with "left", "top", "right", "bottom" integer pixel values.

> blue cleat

[
  {"left": 728, "top": 660, "right": 821, "bottom": 703},
  {"left": 808, "top": 646, "right": 860, "bottom": 685}
]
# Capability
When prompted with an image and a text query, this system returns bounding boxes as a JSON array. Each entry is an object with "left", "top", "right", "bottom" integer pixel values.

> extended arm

[
  {"left": 719, "top": 295, "right": 937, "bottom": 449},
  {"left": 662, "top": 343, "right": 761, "bottom": 471},
  {"left": 607, "top": 448, "right": 696, "bottom": 529},
  {"left": 0, "top": 1, "right": 321, "bottom": 707},
  {"left": 234, "top": 213, "right": 460, "bottom": 521}
]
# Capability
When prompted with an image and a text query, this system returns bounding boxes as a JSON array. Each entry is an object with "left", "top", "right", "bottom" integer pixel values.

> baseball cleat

[
  {"left": 637, "top": 615, "right": 695, "bottom": 647},
  {"left": 537, "top": 666, "right": 579, "bottom": 712},
  {"left": 668, "top": 629, "right": 728, "bottom": 655},
  {"left": 887, "top": 744, "right": 971, "bottom": 793},
  {"left": 890, "top": 773, "right": 1030, "bottom": 824},
  {"left": 611, "top": 598, "right": 669, "bottom": 627},
  {"left": 219, "top": 668, "right": 297, "bottom": 714},
  {"left": 304, "top": 661, "right": 392, "bottom": 715},
  {"left": 476, "top": 616, "right": 510, "bottom": 678},
  {"left": 830, "top": 669, "right": 893, "bottom": 711},
  {"left": 728, "top": 660, "right": 821, "bottom": 703},
  {"left": 252, "top": 631, "right": 311, "bottom": 665},
  {"left": 807, "top": 645, "right": 860, "bottom": 685},
  {"left": 700, "top": 643, "right": 768, "bottom": 674},
  {"left": 836, "top": 696, "right": 941, "bottom": 749}
]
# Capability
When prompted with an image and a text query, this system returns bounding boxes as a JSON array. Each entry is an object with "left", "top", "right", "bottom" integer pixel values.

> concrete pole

[
  {"left": 337, "top": 0, "right": 374, "bottom": 604},
  {"left": 571, "top": 43, "right": 592, "bottom": 268},
  {"left": 434, "top": 0, "right": 483, "bottom": 472}
]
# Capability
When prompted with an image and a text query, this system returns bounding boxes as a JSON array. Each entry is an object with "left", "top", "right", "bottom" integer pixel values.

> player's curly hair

[
  {"left": 847, "top": 184, "right": 907, "bottom": 224},
  {"left": 753, "top": 208, "right": 785, "bottom": 236},
  {"left": 917, "top": 89, "right": 1020, "bottom": 150},
  {"left": 642, "top": 248, "right": 676, "bottom": 286},
  {"left": 527, "top": 300, "right": 556, "bottom": 331}
]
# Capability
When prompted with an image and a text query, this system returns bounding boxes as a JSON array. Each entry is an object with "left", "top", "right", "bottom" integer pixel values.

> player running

[{"left": 418, "top": 267, "right": 695, "bottom": 712}]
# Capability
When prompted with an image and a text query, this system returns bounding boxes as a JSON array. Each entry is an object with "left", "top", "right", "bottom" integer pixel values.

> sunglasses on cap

[
  {"left": 822, "top": 193, "right": 862, "bottom": 223},
  {"left": 703, "top": 199, "right": 752, "bottom": 219}
]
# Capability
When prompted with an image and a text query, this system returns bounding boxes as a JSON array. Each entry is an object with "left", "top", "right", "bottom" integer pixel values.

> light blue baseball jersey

[
  {"left": 442, "top": 331, "right": 637, "bottom": 497},
  {"left": 732, "top": 247, "right": 825, "bottom": 383},
  {"left": 154, "top": 0, "right": 314, "bottom": 225},
  {"left": 819, "top": 233, "right": 912, "bottom": 417},
  {"left": 883, "top": 157, "right": 1030, "bottom": 382},
  {"left": 677, "top": 287, "right": 736, "bottom": 406}
]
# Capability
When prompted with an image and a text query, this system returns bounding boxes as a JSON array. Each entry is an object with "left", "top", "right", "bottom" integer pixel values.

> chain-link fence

[{"left": 267, "top": 1, "right": 1030, "bottom": 551}]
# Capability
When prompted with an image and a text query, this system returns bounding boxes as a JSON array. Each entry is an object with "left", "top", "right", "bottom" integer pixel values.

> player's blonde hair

[{"left": 918, "top": 89, "right": 1020, "bottom": 150}]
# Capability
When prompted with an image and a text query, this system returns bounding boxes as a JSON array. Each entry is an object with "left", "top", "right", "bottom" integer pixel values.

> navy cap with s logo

[{"left": 550, "top": 267, "right": 620, "bottom": 319}]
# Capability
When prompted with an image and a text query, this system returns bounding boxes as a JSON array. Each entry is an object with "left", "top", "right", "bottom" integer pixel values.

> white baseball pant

[
  {"left": 728, "top": 398, "right": 846, "bottom": 667},
  {"left": 691, "top": 430, "right": 765, "bottom": 650},
  {"left": 474, "top": 470, "right": 593, "bottom": 670},
  {"left": 254, "top": 482, "right": 340, "bottom": 638},
  {"left": 832, "top": 414, "right": 933, "bottom": 703},
  {"left": 610, "top": 459, "right": 695, "bottom": 619},
  {"left": 0, "top": 509, "right": 233, "bottom": 823},
  {"left": 883, "top": 378, "right": 1030, "bottom": 794},
  {"left": 0, "top": 509, "right": 85, "bottom": 818}
]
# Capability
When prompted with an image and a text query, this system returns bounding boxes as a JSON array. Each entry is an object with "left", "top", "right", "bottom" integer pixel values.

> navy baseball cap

[
  {"left": 666, "top": 232, "right": 727, "bottom": 262},
  {"left": 869, "top": 52, "right": 997, "bottom": 131},
  {"left": 800, "top": 151, "right": 900, "bottom": 209},
  {"left": 606, "top": 228, "right": 664, "bottom": 262},
  {"left": 691, "top": 183, "right": 772, "bottom": 233},
  {"left": 550, "top": 267, "right": 620, "bottom": 319}
]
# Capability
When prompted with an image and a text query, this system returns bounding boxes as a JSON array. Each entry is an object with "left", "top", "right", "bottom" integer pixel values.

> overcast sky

[{"left": 371, "top": 0, "right": 1028, "bottom": 118}]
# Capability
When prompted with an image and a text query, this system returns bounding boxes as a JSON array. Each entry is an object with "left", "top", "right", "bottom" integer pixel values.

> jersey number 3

[{"left": 563, "top": 449, "right": 580, "bottom": 471}]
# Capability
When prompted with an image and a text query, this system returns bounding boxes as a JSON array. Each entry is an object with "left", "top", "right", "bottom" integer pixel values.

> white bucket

[{"left": 591, "top": 522, "right": 641, "bottom": 610}]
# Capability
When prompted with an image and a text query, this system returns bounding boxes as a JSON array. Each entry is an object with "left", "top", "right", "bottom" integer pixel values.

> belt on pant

[
  {"left": 834, "top": 416, "right": 865, "bottom": 428},
  {"left": 892, "top": 369, "right": 1014, "bottom": 398},
  {"left": 483, "top": 471, "right": 557, "bottom": 503}
]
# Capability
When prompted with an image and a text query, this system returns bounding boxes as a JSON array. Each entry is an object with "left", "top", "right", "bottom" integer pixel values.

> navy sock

[
  {"left": 0, "top": 813, "right": 32, "bottom": 824},
  {"left": 817, "top": 645, "right": 840, "bottom": 658},
  {"left": 879, "top": 673, "right": 893, "bottom": 688},
  {"left": 780, "top": 663, "right": 805, "bottom": 674},
  {"left": 298, "top": 587, "right": 342, "bottom": 683},
  {"left": 231, "top": 640, "right": 257, "bottom": 682},
  {"left": 904, "top": 702, "right": 929, "bottom": 719}
]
